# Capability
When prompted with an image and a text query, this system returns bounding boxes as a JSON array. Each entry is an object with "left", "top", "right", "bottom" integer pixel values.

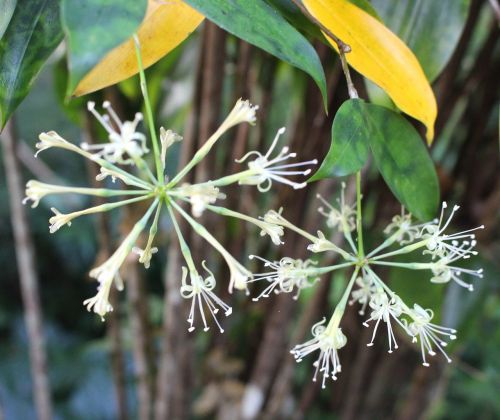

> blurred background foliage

[{"left": 0, "top": 0, "right": 499, "bottom": 419}]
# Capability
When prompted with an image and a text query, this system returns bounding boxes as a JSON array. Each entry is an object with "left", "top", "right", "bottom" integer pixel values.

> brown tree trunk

[{"left": 1, "top": 119, "right": 53, "bottom": 420}]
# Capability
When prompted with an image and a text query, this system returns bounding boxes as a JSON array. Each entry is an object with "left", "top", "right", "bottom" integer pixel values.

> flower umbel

[{"left": 28, "top": 96, "right": 316, "bottom": 324}]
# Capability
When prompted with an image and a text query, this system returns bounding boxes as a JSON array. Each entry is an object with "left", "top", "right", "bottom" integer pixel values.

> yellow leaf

[
  {"left": 74, "top": 0, "right": 204, "bottom": 97},
  {"left": 303, "top": 0, "right": 437, "bottom": 143}
]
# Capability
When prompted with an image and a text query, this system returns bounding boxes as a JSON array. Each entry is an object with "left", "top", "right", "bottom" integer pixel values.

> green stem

[
  {"left": 166, "top": 202, "right": 197, "bottom": 273},
  {"left": 306, "top": 262, "right": 356, "bottom": 276},
  {"left": 356, "top": 171, "right": 364, "bottom": 258},
  {"left": 370, "top": 260, "right": 434, "bottom": 270},
  {"left": 143, "top": 199, "right": 163, "bottom": 248},
  {"left": 37, "top": 186, "right": 148, "bottom": 198},
  {"left": 268, "top": 214, "right": 353, "bottom": 260},
  {"left": 199, "top": 169, "right": 256, "bottom": 188},
  {"left": 365, "top": 267, "right": 413, "bottom": 314},
  {"left": 366, "top": 230, "right": 402, "bottom": 258},
  {"left": 132, "top": 155, "right": 159, "bottom": 185},
  {"left": 134, "top": 35, "right": 163, "bottom": 182},
  {"left": 194, "top": 202, "right": 264, "bottom": 227},
  {"left": 369, "top": 239, "right": 428, "bottom": 261},
  {"left": 96, "top": 158, "right": 153, "bottom": 190},
  {"left": 326, "top": 266, "right": 360, "bottom": 332},
  {"left": 342, "top": 225, "right": 358, "bottom": 255},
  {"left": 58, "top": 194, "right": 154, "bottom": 221}
]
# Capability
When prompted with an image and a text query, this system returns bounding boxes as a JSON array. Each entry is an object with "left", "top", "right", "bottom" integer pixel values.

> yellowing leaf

[
  {"left": 74, "top": 0, "right": 203, "bottom": 96},
  {"left": 303, "top": 0, "right": 437, "bottom": 143}
]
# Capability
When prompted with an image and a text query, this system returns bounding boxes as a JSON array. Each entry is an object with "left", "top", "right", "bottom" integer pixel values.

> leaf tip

[{"left": 425, "top": 125, "right": 435, "bottom": 145}]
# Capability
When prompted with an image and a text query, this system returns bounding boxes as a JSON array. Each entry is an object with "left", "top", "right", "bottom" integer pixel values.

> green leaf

[
  {"left": 310, "top": 98, "right": 370, "bottom": 180},
  {"left": 184, "top": 0, "right": 327, "bottom": 106},
  {"left": 0, "top": 0, "right": 63, "bottom": 128},
  {"left": 366, "top": 103, "right": 439, "bottom": 221},
  {"left": 0, "top": 0, "right": 16, "bottom": 38},
  {"left": 61, "top": 0, "right": 148, "bottom": 95},
  {"left": 371, "top": 0, "right": 470, "bottom": 82}
]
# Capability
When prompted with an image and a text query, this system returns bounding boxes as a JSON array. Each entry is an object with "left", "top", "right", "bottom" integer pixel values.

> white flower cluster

[
  {"left": 26, "top": 92, "right": 485, "bottom": 387},
  {"left": 256, "top": 188, "right": 484, "bottom": 387},
  {"left": 25, "top": 99, "right": 316, "bottom": 330}
]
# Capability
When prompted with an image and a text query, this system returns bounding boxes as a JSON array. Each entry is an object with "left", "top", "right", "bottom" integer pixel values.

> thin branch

[
  {"left": 124, "top": 224, "right": 155, "bottom": 420},
  {"left": 82, "top": 108, "right": 129, "bottom": 420},
  {"left": 154, "top": 31, "right": 206, "bottom": 418},
  {"left": 290, "top": 0, "right": 359, "bottom": 99},
  {"left": 1, "top": 119, "right": 53, "bottom": 420},
  {"left": 291, "top": 0, "right": 351, "bottom": 53},
  {"left": 339, "top": 50, "right": 359, "bottom": 99}
]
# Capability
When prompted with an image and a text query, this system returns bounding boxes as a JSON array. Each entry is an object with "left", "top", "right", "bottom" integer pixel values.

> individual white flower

[
  {"left": 363, "top": 291, "right": 406, "bottom": 353},
  {"left": 81, "top": 101, "right": 148, "bottom": 164},
  {"left": 48, "top": 207, "right": 74, "bottom": 233},
  {"left": 383, "top": 210, "right": 422, "bottom": 245},
  {"left": 84, "top": 251, "right": 130, "bottom": 320},
  {"left": 248, "top": 256, "right": 319, "bottom": 301},
  {"left": 429, "top": 254, "right": 482, "bottom": 291},
  {"left": 35, "top": 131, "right": 89, "bottom": 158},
  {"left": 160, "top": 127, "right": 182, "bottom": 168},
  {"left": 180, "top": 263, "right": 232, "bottom": 333},
  {"left": 307, "top": 231, "right": 339, "bottom": 253},
  {"left": 133, "top": 245, "right": 158, "bottom": 269},
  {"left": 95, "top": 166, "right": 151, "bottom": 189},
  {"left": 405, "top": 304, "right": 457, "bottom": 366},
  {"left": 291, "top": 318, "right": 347, "bottom": 388},
  {"left": 418, "top": 202, "right": 484, "bottom": 259},
  {"left": 23, "top": 180, "right": 70, "bottom": 208},
  {"left": 227, "top": 258, "right": 253, "bottom": 293},
  {"left": 224, "top": 98, "right": 259, "bottom": 128},
  {"left": 83, "top": 276, "right": 114, "bottom": 320},
  {"left": 317, "top": 183, "right": 356, "bottom": 232},
  {"left": 257, "top": 220, "right": 284, "bottom": 245},
  {"left": 171, "top": 183, "right": 226, "bottom": 217},
  {"left": 235, "top": 127, "right": 317, "bottom": 192},
  {"left": 262, "top": 208, "right": 286, "bottom": 225},
  {"left": 349, "top": 274, "right": 377, "bottom": 315}
]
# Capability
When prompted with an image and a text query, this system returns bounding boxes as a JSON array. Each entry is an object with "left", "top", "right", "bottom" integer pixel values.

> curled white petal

[{"left": 236, "top": 127, "right": 317, "bottom": 192}]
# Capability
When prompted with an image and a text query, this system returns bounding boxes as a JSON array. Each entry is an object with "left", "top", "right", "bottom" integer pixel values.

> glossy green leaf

[
  {"left": 366, "top": 103, "right": 439, "bottom": 221},
  {"left": 371, "top": 0, "right": 470, "bottom": 82},
  {"left": 0, "top": 0, "right": 63, "bottom": 128},
  {"left": 310, "top": 99, "right": 370, "bottom": 180},
  {"left": 61, "top": 0, "right": 148, "bottom": 95},
  {"left": 0, "top": 0, "right": 16, "bottom": 38},
  {"left": 184, "top": 0, "right": 327, "bottom": 106}
]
